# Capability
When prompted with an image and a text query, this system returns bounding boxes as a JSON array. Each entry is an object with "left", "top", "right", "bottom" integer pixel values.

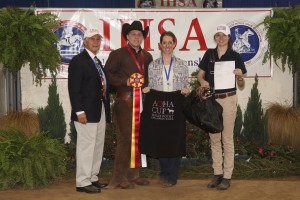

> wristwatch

[{"left": 238, "top": 77, "right": 244, "bottom": 81}]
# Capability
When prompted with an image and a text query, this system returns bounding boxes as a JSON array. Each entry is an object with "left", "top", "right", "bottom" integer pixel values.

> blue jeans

[{"left": 158, "top": 157, "right": 181, "bottom": 185}]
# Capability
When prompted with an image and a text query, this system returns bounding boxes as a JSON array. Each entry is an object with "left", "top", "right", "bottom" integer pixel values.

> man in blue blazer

[{"left": 68, "top": 27, "right": 109, "bottom": 193}]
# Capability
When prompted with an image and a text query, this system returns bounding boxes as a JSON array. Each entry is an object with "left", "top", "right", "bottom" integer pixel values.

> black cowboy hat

[{"left": 122, "top": 20, "right": 149, "bottom": 39}]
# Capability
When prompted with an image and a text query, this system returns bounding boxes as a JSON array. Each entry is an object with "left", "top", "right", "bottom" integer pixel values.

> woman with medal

[
  {"left": 104, "top": 21, "right": 153, "bottom": 189},
  {"left": 140, "top": 31, "right": 189, "bottom": 187}
]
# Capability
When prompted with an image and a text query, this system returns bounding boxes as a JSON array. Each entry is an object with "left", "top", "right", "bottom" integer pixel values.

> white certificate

[{"left": 214, "top": 61, "right": 235, "bottom": 90}]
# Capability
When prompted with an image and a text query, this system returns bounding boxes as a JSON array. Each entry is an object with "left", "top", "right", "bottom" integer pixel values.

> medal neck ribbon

[
  {"left": 162, "top": 56, "right": 173, "bottom": 82},
  {"left": 127, "top": 45, "right": 144, "bottom": 74}
]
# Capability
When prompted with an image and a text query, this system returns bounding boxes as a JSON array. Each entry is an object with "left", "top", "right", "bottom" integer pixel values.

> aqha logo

[
  {"left": 53, "top": 20, "right": 85, "bottom": 64},
  {"left": 228, "top": 20, "right": 265, "bottom": 66}
]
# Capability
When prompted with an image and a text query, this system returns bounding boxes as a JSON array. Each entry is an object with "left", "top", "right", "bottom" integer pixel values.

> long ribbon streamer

[
  {"left": 129, "top": 73, "right": 146, "bottom": 168},
  {"left": 131, "top": 87, "right": 141, "bottom": 168}
]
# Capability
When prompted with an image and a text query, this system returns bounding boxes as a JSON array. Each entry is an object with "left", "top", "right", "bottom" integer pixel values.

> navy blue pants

[{"left": 158, "top": 157, "right": 181, "bottom": 185}]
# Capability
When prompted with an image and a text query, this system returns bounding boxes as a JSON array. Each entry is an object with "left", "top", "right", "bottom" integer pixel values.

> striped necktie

[{"left": 94, "top": 56, "right": 106, "bottom": 100}]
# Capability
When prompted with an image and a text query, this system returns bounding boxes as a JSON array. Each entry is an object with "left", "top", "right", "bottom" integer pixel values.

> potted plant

[
  {"left": 261, "top": 5, "right": 300, "bottom": 150},
  {"left": 0, "top": 6, "right": 61, "bottom": 85},
  {"left": 261, "top": 5, "right": 300, "bottom": 106},
  {"left": 0, "top": 129, "right": 67, "bottom": 189}
]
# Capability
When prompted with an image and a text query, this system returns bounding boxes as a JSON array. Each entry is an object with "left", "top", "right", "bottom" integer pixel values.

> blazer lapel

[{"left": 82, "top": 50, "right": 102, "bottom": 83}]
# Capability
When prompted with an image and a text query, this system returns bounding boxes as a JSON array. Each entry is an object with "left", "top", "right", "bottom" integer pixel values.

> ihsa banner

[{"left": 37, "top": 8, "right": 272, "bottom": 78}]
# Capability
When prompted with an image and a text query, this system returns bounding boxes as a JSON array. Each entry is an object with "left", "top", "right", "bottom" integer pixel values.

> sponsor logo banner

[{"left": 37, "top": 8, "right": 272, "bottom": 78}]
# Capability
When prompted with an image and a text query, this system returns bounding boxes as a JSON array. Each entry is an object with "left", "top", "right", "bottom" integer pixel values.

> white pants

[{"left": 75, "top": 103, "right": 106, "bottom": 187}]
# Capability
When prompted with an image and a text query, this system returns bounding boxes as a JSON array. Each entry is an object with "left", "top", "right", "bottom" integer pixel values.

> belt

[
  {"left": 215, "top": 91, "right": 236, "bottom": 99},
  {"left": 116, "top": 91, "right": 133, "bottom": 101}
]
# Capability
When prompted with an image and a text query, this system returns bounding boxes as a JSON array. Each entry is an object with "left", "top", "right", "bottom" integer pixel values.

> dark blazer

[{"left": 68, "top": 49, "right": 110, "bottom": 123}]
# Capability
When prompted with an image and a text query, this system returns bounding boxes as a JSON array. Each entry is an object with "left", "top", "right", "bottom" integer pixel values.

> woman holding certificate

[{"left": 197, "top": 24, "right": 247, "bottom": 190}]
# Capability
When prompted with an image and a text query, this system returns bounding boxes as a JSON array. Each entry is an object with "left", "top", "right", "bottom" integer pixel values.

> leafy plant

[
  {"left": 266, "top": 102, "right": 300, "bottom": 150},
  {"left": 262, "top": 5, "right": 300, "bottom": 73},
  {"left": 0, "top": 108, "right": 40, "bottom": 138},
  {"left": 103, "top": 123, "right": 117, "bottom": 160},
  {"left": 0, "top": 6, "right": 61, "bottom": 84},
  {"left": 241, "top": 75, "right": 268, "bottom": 151},
  {"left": 0, "top": 129, "right": 67, "bottom": 189},
  {"left": 256, "top": 144, "right": 300, "bottom": 162},
  {"left": 189, "top": 69, "right": 200, "bottom": 91},
  {"left": 38, "top": 78, "right": 66, "bottom": 142},
  {"left": 234, "top": 104, "right": 243, "bottom": 138},
  {"left": 185, "top": 123, "right": 210, "bottom": 159},
  {"left": 233, "top": 158, "right": 300, "bottom": 178},
  {"left": 68, "top": 120, "right": 77, "bottom": 145},
  {"left": 261, "top": 5, "right": 300, "bottom": 106},
  {"left": 298, "top": 74, "right": 300, "bottom": 105}
]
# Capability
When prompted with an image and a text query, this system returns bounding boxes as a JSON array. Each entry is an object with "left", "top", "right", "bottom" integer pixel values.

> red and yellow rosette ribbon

[
  {"left": 129, "top": 73, "right": 144, "bottom": 88},
  {"left": 129, "top": 73, "right": 144, "bottom": 168}
]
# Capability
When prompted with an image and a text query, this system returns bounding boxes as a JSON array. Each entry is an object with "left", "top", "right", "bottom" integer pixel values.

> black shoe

[
  {"left": 76, "top": 185, "right": 101, "bottom": 193},
  {"left": 216, "top": 178, "right": 231, "bottom": 190},
  {"left": 207, "top": 175, "right": 223, "bottom": 188},
  {"left": 92, "top": 181, "right": 108, "bottom": 189}
]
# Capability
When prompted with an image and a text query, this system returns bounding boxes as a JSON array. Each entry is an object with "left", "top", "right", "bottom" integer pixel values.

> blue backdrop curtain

[
  {"left": 222, "top": 0, "right": 300, "bottom": 8},
  {"left": 2, "top": 0, "right": 300, "bottom": 8},
  {"left": 0, "top": 0, "right": 135, "bottom": 8}
]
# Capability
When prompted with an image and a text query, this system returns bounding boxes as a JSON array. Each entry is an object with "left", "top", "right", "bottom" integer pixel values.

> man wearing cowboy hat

[{"left": 104, "top": 20, "right": 153, "bottom": 189}]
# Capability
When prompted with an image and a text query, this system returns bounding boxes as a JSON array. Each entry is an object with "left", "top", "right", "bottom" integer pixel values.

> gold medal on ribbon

[{"left": 129, "top": 73, "right": 144, "bottom": 88}]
